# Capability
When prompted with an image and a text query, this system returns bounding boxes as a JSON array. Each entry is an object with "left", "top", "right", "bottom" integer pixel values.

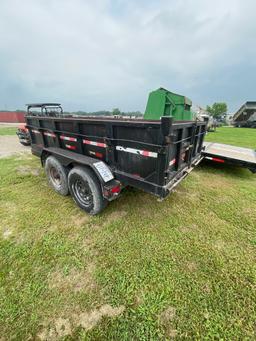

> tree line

[
  {"left": 64, "top": 108, "right": 143, "bottom": 117},
  {"left": 1, "top": 103, "right": 228, "bottom": 119},
  {"left": 206, "top": 103, "right": 228, "bottom": 118}
]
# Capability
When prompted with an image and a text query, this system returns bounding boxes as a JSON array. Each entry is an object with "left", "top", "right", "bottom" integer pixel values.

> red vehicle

[{"left": 16, "top": 123, "right": 31, "bottom": 146}]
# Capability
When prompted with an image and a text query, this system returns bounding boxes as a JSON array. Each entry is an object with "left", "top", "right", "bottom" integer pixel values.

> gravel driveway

[{"left": 0, "top": 136, "right": 30, "bottom": 158}]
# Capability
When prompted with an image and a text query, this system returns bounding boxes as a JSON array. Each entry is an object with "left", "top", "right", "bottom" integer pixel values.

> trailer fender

[{"left": 40, "top": 147, "right": 121, "bottom": 200}]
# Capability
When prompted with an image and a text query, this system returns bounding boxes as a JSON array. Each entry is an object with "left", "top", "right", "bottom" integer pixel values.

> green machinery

[{"left": 144, "top": 87, "right": 196, "bottom": 121}]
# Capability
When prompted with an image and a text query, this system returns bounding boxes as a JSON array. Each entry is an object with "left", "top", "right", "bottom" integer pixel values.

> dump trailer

[
  {"left": 25, "top": 103, "right": 207, "bottom": 215},
  {"left": 233, "top": 101, "right": 256, "bottom": 127},
  {"left": 144, "top": 87, "right": 196, "bottom": 121}
]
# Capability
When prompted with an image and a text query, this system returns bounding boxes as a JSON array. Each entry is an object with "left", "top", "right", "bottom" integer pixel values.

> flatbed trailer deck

[{"left": 203, "top": 142, "right": 256, "bottom": 173}]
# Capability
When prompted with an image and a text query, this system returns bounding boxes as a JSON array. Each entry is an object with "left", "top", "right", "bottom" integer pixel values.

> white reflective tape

[
  {"left": 116, "top": 146, "right": 158, "bottom": 158},
  {"left": 83, "top": 139, "right": 106, "bottom": 148},
  {"left": 43, "top": 132, "right": 56, "bottom": 138},
  {"left": 205, "top": 156, "right": 213, "bottom": 160},
  {"left": 65, "top": 144, "right": 76, "bottom": 150},
  {"left": 60, "top": 135, "right": 77, "bottom": 142},
  {"left": 32, "top": 129, "right": 40, "bottom": 134}
]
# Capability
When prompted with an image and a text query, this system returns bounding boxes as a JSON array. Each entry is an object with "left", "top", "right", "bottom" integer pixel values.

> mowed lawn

[
  {"left": 0, "top": 126, "right": 17, "bottom": 136},
  {"left": 205, "top": 126, "right": 256, "bottom": 148},
  {"left": 0, "top": 127, "right": 256, "bottom": 340}
]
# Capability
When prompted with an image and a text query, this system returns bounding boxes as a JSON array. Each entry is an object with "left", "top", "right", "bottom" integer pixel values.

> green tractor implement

[{"left": 144, "top": 87, "right": 196, "bottom": 121}]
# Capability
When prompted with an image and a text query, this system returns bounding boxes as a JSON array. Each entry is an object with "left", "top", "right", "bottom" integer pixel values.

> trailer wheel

[
  {"left": 68, "top": 166, "right": 107, "bottom": 215},
  {"left": 45, "top": 156, "right": 69, "bottom": 196},
  {"left": 19, "top": 141, "right": 31, "bottom": 146}
]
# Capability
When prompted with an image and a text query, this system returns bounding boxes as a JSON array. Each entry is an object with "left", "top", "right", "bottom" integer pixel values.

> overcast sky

[{"left": 0, "top": 0, "right": 255, "bottom": 112}]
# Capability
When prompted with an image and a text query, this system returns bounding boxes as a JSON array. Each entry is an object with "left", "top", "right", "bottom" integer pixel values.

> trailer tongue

[{"left": 202, "top": 142, "right": 256, "bottom": 173}]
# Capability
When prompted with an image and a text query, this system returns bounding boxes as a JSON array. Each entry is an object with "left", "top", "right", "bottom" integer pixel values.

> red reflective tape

[
  {"left": 89, "top": 151, "right": 103, "bottom": 158},
  {"left": 65, "top": 144, "right": 76, "bottom": 150},
  {"left": 83, "top": 139, "right": 106, "bottom": 148},
  {"left": 142, "top": 150, "right": 149, "bottom": 157},
  {"left": 60, "top": 135, "right": 77, "bottom": 142},
  {"left": 212, "top": 157, "right": 225, "bottom": 163},
  {"left": 43, "top": 132, "right": 56, "bottom": 138},
  {"left": 169, "top": 158, "right": 176, "bottom": 166},
  {"left": 97, "top": 142, "right": 107, "bottom": 148}
]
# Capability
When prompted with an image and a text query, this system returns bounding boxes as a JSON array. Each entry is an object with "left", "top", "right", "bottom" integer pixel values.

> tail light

[
  {"left": 103, "top": 181, "right": 122, "bottom": 200},
  {"left": 111, "top": 185, "right": 121, "bottom": 194}
]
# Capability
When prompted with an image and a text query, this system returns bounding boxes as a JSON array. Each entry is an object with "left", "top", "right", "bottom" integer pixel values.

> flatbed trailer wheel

[
  {"left": 68, "top": 166, "right": 107, "bottom": 215},
  {"left": 45, "top": 156, "right": 69, "bottom": 196}
]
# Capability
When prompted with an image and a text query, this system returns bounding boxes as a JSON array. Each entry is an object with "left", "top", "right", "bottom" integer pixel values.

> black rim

[
  {"left": 49, "top": 166, "right": 61, "bottom": 187},
  {"left": 72, "top": 179, "right": 93, "bottom": 207}
]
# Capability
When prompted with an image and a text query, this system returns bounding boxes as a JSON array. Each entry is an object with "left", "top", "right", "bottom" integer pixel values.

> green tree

[
  {"left": 112, "top": 108, "right": 121, "bottom": 116},
  {"left": 206, "top": 102, "right": 227, "bottom": 118}
]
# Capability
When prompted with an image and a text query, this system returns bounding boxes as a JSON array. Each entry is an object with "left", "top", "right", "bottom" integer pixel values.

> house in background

[{"left": 224, "top": 113, "right": 234, "bottom": 125}]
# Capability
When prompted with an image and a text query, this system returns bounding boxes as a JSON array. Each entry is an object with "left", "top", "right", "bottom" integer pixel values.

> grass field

[
  {"left": 205, "top": 126, "right": 256, "bottom": 148},
  {"left": 0, "top": 127, "right": 255, "bottom": 339},
  {"left": 0, "top": 126, "right": 17, "bottom": 135}
]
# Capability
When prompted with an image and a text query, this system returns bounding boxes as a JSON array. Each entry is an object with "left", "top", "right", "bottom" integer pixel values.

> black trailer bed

[
  {"left": 26, "top": 115, "right": 207, "bottom": 199},
  {"left": 203, "top": 142, "right": 256, "bottom": 172}
]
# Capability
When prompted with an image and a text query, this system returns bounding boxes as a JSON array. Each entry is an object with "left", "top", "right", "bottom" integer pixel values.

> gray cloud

[{"left": 0, "top": 0, "right": 255, "bottom": 112}]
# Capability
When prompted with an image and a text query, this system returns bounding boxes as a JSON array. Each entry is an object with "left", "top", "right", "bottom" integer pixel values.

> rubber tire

[
  {"left": 20, "top": 141, "right": 31, "bottom": 146},
  {"left": 68, "top": 166, "right": 107, "bottom": 215},
  {"left": 45, "top": 156, "right": 69, "bottom": 196}
]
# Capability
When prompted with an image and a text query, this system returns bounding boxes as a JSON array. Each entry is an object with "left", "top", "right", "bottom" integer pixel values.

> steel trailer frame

[{"left": 26, "top": 115, "right": 207, "bottom": 199}]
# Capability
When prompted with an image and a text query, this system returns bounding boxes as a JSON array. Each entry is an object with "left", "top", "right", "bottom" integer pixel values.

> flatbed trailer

[
  {"left": 202, "top": 142, "right": 256, "bottom": 173},
  {"left": 26, "top": 110, "right": 207, "bottom": 215}
]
